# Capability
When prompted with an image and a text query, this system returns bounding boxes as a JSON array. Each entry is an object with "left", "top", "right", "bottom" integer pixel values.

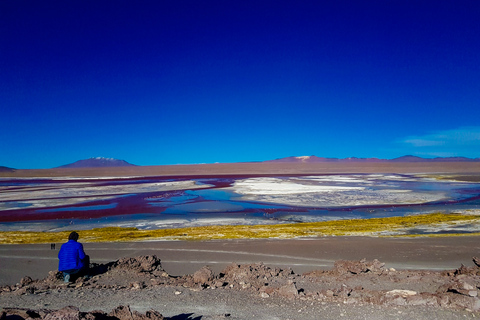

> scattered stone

[
  {"left": 3, "top": 255, "right": 480, "bottom": 315},
  {"left": 386, "top": 290, "right": 418, "bottom": 297},
  {"left": 20, "top": 276, "right": 34, "bottom": 287},
  {"left": 278, "top": 282, "right": 298, "bottom": 299},
  {"left": 193, "top": 266, "right": 214, "bottom": 285},
  {"left": 109, "top": 305, "right": 164, "bottom": 320},
  {"left": 468, "top": 291, "right": 478, "bottom": 297},
  {"left": 332, "top": 259, "right": 385, "bottom": 275},
  {"left": 473, "top": 257, "right": 480, "bottom": 268},
  {"left": 114, "top": 256, "right": 164, "bottom": 273}
]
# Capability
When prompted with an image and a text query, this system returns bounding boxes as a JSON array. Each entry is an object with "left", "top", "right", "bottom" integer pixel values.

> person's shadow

[{"left": 87, "top": 261, "right": 117, "bottom": 277}]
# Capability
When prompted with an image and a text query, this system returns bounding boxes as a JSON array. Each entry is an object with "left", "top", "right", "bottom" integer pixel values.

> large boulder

[
  {"left": 113, "top": 255, "right": 164, "bottom": 273},
  {"left": 43, "top": 306, "right": 81, "bottom": 320},
  {"left": 193, "top": 266, "right": 215, "bottom": 285},
  {"left": 108, "top": 305, "right": 164, "bottom": 320},
  {"left": 333, "top": 259, "right": 386, "bottom": 275},
  {"left": 1, "top": 306, "right": 164, "bottom": 320}
]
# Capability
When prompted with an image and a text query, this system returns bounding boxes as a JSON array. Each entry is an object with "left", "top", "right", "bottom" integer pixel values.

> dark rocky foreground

[{"left": 1, "top": 256, "right": 480, "bottom": 319}]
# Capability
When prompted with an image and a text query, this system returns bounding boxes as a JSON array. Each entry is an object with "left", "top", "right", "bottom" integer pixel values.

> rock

[
  {"left": 344, "top": 297, "right": 358, "bottom": 304},
  {"left": 260, "top": 285, "right": 276, "bottom": 296},
  {"left": 453, "top": 264, "right": 479, "bottom": 276},
  {"left": 14, "top": 286, "right": 35, "bottom": 295},
  {"left": 221, "top": 262, "right": 296, "bottom": 289},
  {"left": 44, "top": 306, "right": 81, "bottom": 320},
  {"left": 446, "top": 294, "right": 479, "bottom": 311},
  {"left": 474, "top": 298, "right": 480, "bottom": 311},
  {"left": 20, "top": 276, "right": 33, "bottom": 286},
  {"left": 473, "top": 257, "right": 480, "bottom": 268},
  {"left": 47, "top": 271, "right": 64, "bottom": 282},
  {"left": 143, "top": 310, "right": 164, "bottom": 320},
  {"left": 460, "top": 281, "right": 475, "bottom": 290},
  {"left": 2, "top": 308, "right": 42, "bottom": 320},
  {"left": 333, "top": 259, "right": 385, "bottom": 275},
  {"left": 386, "top": 289, "right": 418, "bottom": 297},
  {"left": 193, "top": 266, "right": 214, "bottom": 285},
  {"left": 260, "top": 292, "right": 269, "bottom": 298},
  {"left": 390, "top": 297, "right": 407, "bottom": 306},
  {"left": 130, "top": 282, "right": 143, "bottom": 290},
  {"left": 442, "top": 281, "right": 479, "bottom": 297},
  {"left": 108, "top": 305, "right": 164, "bottom": 320},
  {"left": 1, "top": 306, "right": 164, "bottom": 320},
  {"left": 114, "top": 255, "right": 163, "bottom": 273},
  {"left": 278, "top": 282, "right": 298, "bottom": 299},
  {"left": 405, "top": 295, "right": 428, "bottom": 306},
  {"left": 109, "top": 305, "right": 139, "bottom": 320}
]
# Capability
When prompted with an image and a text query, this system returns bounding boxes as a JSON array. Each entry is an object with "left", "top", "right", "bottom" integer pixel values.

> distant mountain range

[
  {"left": 265, "top": 155, "right": 480, "bottom": 163},
  {"left": 0, "top": 166, "right": 15, "bottom": 172},
  {"left": 2, "top": 155, "right": 479, "bottom": 171},
  {"left": 56, "top": 157, "right": 136, "bottom": 168}
]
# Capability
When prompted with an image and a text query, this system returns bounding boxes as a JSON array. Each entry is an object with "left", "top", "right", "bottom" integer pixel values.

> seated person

[{"left": 58, "top": 231, "right": 89, "bottom": 282}]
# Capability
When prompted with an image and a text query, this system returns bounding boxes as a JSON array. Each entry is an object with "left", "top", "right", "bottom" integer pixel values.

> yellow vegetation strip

[{"left": 1, "top": 213, "right": 480, "bottom": 244}]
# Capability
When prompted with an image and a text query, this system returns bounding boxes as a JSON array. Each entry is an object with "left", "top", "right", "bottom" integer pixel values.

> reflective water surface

[{"left": 0, "top": 174, "right": 479, "bottom": 232}]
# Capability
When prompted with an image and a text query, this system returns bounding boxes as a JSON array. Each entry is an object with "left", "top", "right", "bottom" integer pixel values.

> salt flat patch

[
  {"left": 230, "top": 176, "right": 448, "bottom": 207},
  {"left": 232, "top": 177, "right": 364, "bottom": 195},
  {"left": 1, "top": 196, "right": 119, "bottom": 210},
  {"left": 0, "top": 180, "right": 207, "bottom": 202},
  {"left": 0, "top": 180, "right": 210, "bottom": 210}
]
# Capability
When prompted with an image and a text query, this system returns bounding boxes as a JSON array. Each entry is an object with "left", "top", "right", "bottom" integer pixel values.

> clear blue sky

[{"left": 1, "top": 1, "right": 480, "bottom": 169}]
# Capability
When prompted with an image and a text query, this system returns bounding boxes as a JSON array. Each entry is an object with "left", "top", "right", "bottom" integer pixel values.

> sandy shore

[{"left": 2, "top": 236, "right": 480, "bottom": 286}]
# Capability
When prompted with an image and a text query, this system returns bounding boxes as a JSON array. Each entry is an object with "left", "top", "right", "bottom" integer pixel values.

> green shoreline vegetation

[{"left": 1, "top": 213, "right": 480, "bottom": 244}]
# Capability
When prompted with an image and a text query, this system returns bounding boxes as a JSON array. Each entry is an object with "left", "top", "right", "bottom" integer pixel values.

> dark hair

[{"left": 68, "top": 231, "right": 79, "bottom": 241}]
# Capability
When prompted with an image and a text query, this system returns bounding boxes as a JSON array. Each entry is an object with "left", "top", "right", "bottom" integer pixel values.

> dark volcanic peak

[
  {"left": 0, "top": 166, "right": 15, "bottom": 172},
  {"left": 266, "top": 155, "right": 480, "bottom": 163},
  {"left": 56, "top": 157, "right": 136, "bottom": 168}
]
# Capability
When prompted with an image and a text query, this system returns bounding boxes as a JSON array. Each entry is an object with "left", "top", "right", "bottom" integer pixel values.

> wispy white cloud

[{"left": 397, "top": 127, "right": 480, "bottom": 158}]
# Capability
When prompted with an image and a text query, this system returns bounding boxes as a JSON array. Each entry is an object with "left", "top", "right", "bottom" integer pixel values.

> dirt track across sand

[{"left": 2, "top": 236, "right": 480, "bottom": 286}]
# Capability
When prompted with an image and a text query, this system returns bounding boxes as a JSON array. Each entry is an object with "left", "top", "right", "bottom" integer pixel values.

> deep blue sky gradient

[{"left": 1, "top": 1, "right": 480, "bottom": 168}]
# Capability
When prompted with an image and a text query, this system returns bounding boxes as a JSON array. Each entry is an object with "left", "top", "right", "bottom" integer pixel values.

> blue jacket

[{"left": 58, "top": 240, "right": 86, "bottom": 271}]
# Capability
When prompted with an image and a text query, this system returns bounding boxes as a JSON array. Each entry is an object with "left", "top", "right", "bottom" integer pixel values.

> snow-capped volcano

[{"left": 56, "top": 157, "right": 136, "bottom": 168}]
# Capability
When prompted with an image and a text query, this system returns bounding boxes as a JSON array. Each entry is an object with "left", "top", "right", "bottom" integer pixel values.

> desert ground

[
  {"left": 2, "top": 161, "right": 480, "bottom": 178},
  {"left": 1, "top": 238, "right": 480, "bottom": 320},
  {"left": 1, "top": 162, "right": 480, "bottom": 319}
]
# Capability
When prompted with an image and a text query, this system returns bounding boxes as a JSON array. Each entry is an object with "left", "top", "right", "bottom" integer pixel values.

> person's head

[{"left": 68, "top": 231, "right": 79, "bottom": 241}]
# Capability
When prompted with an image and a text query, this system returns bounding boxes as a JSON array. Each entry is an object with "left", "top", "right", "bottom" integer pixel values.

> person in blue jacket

[{"left": 58, "top": 231, "right": 89, "bottom": 282}]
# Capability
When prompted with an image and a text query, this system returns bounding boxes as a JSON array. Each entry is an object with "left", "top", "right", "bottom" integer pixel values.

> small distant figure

[
  {"left": 58, "top": 231, "right": 89, "bottom": 283},
  {"left": 50, "top": 243, "right": 56, "bottom": 250}
]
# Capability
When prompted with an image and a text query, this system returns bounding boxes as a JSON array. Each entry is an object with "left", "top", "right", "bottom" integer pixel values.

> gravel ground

[
  {"left": 1, "top": 255, "right": 479, "bottom": 320},
  {"left": 3, "top": 285, "right": 478, "bottom": 320}
]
